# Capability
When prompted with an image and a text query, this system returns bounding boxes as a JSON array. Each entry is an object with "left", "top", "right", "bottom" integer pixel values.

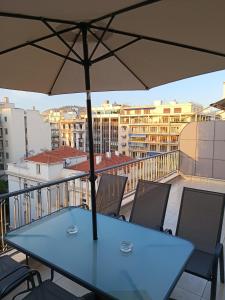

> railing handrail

[
  {"left": 96, "top": 150, "right": 178, "bottom": 172},
  {"left": 0, "top": 150, "right": 179, "bottom": 202}
]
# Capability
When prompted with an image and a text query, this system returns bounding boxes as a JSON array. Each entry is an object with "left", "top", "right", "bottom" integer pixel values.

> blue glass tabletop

[{"left": 5, "top": 207, "right": 194, "bottom": 300}]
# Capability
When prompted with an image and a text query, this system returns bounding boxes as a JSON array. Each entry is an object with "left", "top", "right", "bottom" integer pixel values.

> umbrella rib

[
  {"left": 30, "top": 43, "right": 82, "bottom": 65},
  {"left": 0, "top": 25, "right": 78, "bottom": 56},
  {"left": 91, "top": 25, "right": 225, "bottom": 59},
  {"left": 89, "top": 15, "right": 115, "bottom": 61},
  {"left": 0, "top": 12, "right": 78, "bottom": 25},
  {"left": 42, "top": 20, "right": 83, "bottom": 62},
  {"left": 48, "top": 30, "right": 82, "bottom": 95},
  {"left": 90, "top": 0, "right": 162, "bottom": 24},
  {"left": 91, "top": 37, "right": 141, "bottom": 64},
  {"left": 88, "top": 28, "right": 149, "bottom": 89}
]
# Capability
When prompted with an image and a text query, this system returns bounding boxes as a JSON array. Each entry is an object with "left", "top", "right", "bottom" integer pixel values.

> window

[
  {"left": 4, "top": 128, "right": 8, "bottom": 135},
  {"left": 36, "top": 164, "right": 41, "bottom": 174},
  {"left": 5, "top": 140, "right": 8, "bottom": 147},
  {"left": 160, "top": 145, "right": 167, "bottom": 152},
  {"left": 174, "top": 107, "right": 182, "bottom": 113},
  {"left": 171, "top": 145, "right": 178, "bottom": 151},
  {"left": 5, "top": 152, "right": 9, "bottom": 159},
  {"left": 163, "top": 108, "right": 170, "bottom": 114},
  {"left": 171, "top": 136, "right": 178, "bottom": 143},
  {"left": 150, "top": 127, "right": 157, "bottom": 133},
  {"left": 144, "top": 109, "right": 150, "bottom": 114},
  {"left": 149, "top": 145, "right": 157, "bottom": 151},
  {"left": 150, "top": 136, "right": 157, "bottom": 142},
  {"left": 160, "top": 127, "right": 168, "bottom": 133},
  {"left": 4, "top": 116, "right": 7, "bottom": 122}
]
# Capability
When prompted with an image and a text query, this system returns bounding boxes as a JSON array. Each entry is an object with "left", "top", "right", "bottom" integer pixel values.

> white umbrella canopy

[
  {"left": 0, "top": 0, "right": 225, "bottom": 239},
  {"left": 0, "top": 0, "right": 225, "bottom": 94}
]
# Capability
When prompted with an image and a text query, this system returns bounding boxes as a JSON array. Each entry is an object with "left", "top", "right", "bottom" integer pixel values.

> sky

[{"left": 0, "top": 69, "right": 224, "bottom": 112}]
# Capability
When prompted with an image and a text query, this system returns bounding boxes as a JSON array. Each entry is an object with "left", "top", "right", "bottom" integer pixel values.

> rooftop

[
  {"left": 69, "top": 153, "right": 133, "bottom": 172},
  {"left": 26, "top": 146, "right": 87, "bottom": 164}
]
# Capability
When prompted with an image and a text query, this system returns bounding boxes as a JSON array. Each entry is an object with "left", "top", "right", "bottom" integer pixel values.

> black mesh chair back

[
  {"left": 96, "top": 173, "right": 127, "bottom": 216},
  {"left": 176, "top": 187, "right": 225, "bottom": 254},
  {"left": 129, "top": 180, "right": 171, "bottom": 230},
  {"left": 22, "top": 280, "right": 96, "bottom": 300},
  {"left": 0, "top": 255, "right": 34, "bottom": 299}
]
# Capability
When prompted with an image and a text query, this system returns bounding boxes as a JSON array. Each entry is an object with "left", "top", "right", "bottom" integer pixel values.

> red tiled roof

[
  {"left": 69, "top": 153, "right": 134, "bottom": 172},
  {"left": 26, "top": 146, "right": 86, "bottom": 164}
]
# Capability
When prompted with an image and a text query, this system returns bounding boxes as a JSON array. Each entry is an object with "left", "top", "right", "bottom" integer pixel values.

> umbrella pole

[{"left": 81, "top": 23, "right": 98, "bottom": 240}]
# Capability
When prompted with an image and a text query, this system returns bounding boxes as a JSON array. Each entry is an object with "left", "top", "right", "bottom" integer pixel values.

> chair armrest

[
  {"left": 108, "top": 213, "right": 126, "bottom": 221},
  {"left": 1, "top": 269, "right": 42, "bottom": 296},
  {"left": 76, "top": 204, "right": 89, "bottom": 210},
  {"left": 118, "top": 214, "right": 126, "bottom": 221},
  {"left": 114, "top": 215, "right": 126, "bottom": 221},
  {"left": 0, "top": 264, "right": 30, "bottom": 281},
  {"left": 163, "top": 228, "right": 173, "bottom": 235}
]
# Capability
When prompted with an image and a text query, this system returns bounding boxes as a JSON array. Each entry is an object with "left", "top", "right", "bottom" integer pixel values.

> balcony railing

[{"left": 0, "top": 150, "right": 179, "bottom": 254}]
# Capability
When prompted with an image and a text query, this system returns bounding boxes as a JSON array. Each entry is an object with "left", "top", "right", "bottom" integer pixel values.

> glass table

[{"left": 5, "top": 207, "right": 194, "bottom": 300}]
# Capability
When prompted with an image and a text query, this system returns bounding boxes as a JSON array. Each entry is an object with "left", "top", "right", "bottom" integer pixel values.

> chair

[
  {"left": 0, "top": 255, "right": 35, "bottom": 299},
  {"left": 129, "top": 180, "right": 171, "bottom": 231},
  {"left": 96, "top": 173, "right": 127, "bottom": 217},
  {"left": 175, "top": 187, "right": 225, "bottom": 300},
  {"left": 21, "top": 279, "right": 96, "bottom": 300}
]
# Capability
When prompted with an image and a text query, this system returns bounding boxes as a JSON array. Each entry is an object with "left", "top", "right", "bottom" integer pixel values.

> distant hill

[{"left": 42, "top": 105, "right": 86, "bottom": 114}]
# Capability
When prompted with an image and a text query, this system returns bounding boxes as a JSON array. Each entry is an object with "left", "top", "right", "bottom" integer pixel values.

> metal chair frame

[{"left": 176, "top": 187, "right": 225, "bottom": 300}]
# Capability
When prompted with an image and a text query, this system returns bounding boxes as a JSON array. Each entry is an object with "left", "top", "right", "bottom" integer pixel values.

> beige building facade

[
  {"left": 42, "top": 107, "right": 79, "bottom": 149},
  {"left": 42, "top": 100, "right": 211, "bottom": 159},
  {"left": 118, "top": 101, "right": 205, "bottom": 158}
]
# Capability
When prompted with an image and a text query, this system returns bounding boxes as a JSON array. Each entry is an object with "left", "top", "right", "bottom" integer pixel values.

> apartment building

[
  {"left": 118, "top": 101, "right": 204, "bottom": 158},
  {"left": 42, "top": 106, "right": 83, "bottom": 149},
  {"left": 0, "top": 97, "right": 51, "bottom": 173},
  {"left": 74, "top": 118, "right": 86, "bottom": 152},
  {"left": 42, "top": 109, "right": 61, "bottom": 149},
  {"left": 42, "top": 101, "right": 120, "bottom": 153},
  {"left": 60, "top": 119, "right": 76, "bottom": 147},
  {"left": 42, "top": 100, "right": 209, "bottom": 159},
  {"left": 85, "top": 100, "right": 121, "bottom": 153}
]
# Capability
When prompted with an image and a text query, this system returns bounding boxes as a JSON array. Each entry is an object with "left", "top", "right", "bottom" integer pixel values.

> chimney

[
  {"left": 96, "top": 155, "right": 102, "bottom": 165},
  {"left": 106, "top": 152, "right": 111, "bottom": 158}
]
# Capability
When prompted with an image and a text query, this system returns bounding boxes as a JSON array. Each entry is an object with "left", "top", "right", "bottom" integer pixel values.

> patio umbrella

[{"left": 0, "top": 0, "right": 225, "bottom": 240}]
